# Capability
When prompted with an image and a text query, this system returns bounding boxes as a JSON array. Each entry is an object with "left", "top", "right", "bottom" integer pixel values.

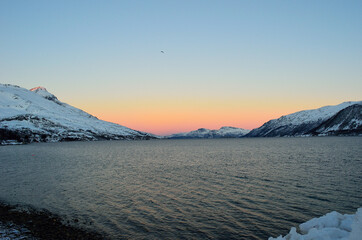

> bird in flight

[{"left": 161, "top": 51, "right": 165, "bottom": 54}]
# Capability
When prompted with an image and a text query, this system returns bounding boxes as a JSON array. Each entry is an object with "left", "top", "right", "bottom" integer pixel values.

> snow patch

[{"left": 269, "top": 208, "right": 362, "bottom": 240}]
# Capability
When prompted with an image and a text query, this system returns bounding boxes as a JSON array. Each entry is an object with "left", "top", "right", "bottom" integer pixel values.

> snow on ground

[{"left": 269, "top": 208, "right": 362, "bottom": 240}]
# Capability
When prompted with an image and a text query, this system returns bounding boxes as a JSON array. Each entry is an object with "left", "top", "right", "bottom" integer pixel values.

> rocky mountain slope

[
  {"left": 0, "top": 84, "right": 155, "bottom": 144},
  {"left": 168, "top": 126, "right": 250, "bottom": 139},
  {"left": 246, "top": 101, "right": 362, "bottom": 137},
  {"left": 308, "top": 104, "right": 362, "bottom": 136}
]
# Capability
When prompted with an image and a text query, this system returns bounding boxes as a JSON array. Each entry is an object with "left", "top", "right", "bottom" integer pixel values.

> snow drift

[{"left": 269, "top": 208, "right": 362, "bottom": 240}]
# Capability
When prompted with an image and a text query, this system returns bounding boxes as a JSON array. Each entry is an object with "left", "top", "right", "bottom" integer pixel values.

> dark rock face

[
  {"left": 0, "top": 128, "right": 35, "bottom": 144},
  {"left": 0, "top": 114, "right": 154, "bottom": 144},
  {"left": 246, "top": 120, "right": 325, "bottom": 137},
  {"left": 308, "top": 104, "right": 362, "bottom": 136}
]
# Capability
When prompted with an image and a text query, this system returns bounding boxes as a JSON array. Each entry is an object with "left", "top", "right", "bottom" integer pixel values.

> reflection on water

[{"left": 0, "top": 137, "right": 361, "bottom": 239}]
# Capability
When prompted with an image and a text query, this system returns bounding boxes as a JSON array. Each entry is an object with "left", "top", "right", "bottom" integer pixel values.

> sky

[{"left": 1, "top": 0, "right": 361, "bottom": 135}]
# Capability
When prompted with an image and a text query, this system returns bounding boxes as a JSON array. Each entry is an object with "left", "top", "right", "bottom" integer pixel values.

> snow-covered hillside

[
  {"left": 247, "top": 101, "right": 362, "bottom": 137},
  {"left": 168, "top": 126, "right": 250, "bottom": 139},
  {"left": 0, "top": 84, "right": 155, "bottom": 144},
  {"left": 310, "top": 104, "right": 362, "bottom": 136}
]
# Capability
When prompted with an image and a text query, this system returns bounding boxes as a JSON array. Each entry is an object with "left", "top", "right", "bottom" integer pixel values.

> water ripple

[{"left": 0, "top": 137, "right": 361, "bottom": 239}]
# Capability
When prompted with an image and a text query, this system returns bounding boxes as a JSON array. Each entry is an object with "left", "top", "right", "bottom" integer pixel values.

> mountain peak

[
  {"left": 168, "top": 126, "right": 250, "bottom": 139},
  {"left": 30, "top": 86, "right": 48, "bottom": 92},
  {"left": 219, "top": 126, "right": 237, "bottom": 130},
  {"left": 30, "top": 86, "right": 59, "bottom": 102},
  {"left": 197, "top": 128, "right": 209, "bottom": 132}
]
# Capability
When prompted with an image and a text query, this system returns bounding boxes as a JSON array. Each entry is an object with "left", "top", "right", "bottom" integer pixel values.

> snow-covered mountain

[
  {"left": 0, "top": 84, "right": 155, "bottom": 144},
  {"left": 308, "top": 104, "right": 362, "bottom": 136},
  {"left": 246, "top": 101, "right": 362, "bottom": 137},
  {"left": 168, "top": 126, "right": 250, "bottom": 139}
]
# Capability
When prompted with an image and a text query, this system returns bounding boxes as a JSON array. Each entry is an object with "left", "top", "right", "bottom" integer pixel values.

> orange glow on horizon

[{"left": 69, "top": 96, "right": 324, "bottom": 136}]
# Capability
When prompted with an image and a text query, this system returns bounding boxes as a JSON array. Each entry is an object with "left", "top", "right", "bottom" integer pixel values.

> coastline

[{"left": 0, "top": 202, "right": 105, "bottom": 240}]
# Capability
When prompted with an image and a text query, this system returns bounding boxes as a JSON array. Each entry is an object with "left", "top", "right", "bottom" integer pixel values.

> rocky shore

[{"left": 0, "top": 203, "right": 105, "bottom": 240}]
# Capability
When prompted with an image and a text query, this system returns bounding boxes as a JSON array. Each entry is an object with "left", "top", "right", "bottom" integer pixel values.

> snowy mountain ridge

[
  {"left": 309, "top": 104, "right": 362, "bottom": 136},
  {"left": 267, "top": 101, "right": 360, "bottom": 126},
  {"left": 247, "top": 101, "right": 362, "bottom": 137},
  {"left": 168, "top": 101, "right": 361, "bottom": 139},
  {"left": 168, "top": 126, "right": 250, "bottom": 139},
  {"left": 1, "top": 84, "right": 360, "bottom": 143},
  {"left": 0, "top": 84, "right": 154, "bottom": 144}
]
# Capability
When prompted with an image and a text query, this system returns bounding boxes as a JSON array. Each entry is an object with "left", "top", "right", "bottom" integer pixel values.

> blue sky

[{"left": 1, "top": 0, "right": 361, "bottom": 134}]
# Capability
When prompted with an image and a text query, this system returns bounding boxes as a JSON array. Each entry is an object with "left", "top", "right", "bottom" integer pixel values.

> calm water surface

[{"left": 0, "top": 137, "right": 361, "bottom": 239}]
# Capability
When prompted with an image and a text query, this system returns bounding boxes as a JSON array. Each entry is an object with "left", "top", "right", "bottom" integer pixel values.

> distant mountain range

[
  {"left": 1, "top": 84, "right": 361, "bottom": 144},
  {"left": 0, "top": 84, "right": 155, "bottom": 144},
  {"left": 168, "top": 101, "right": 361, "bottom": 138},
  {"left": 168, "top": 127, "right": 250, "bottom": 139}
]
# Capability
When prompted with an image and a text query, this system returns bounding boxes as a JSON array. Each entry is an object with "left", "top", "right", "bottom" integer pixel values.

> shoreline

[{"left": 0, "top": 202, "right": 105, "bottom": 240}]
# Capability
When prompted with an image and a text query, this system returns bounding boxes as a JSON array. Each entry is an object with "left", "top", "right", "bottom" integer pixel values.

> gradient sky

[{"left": 1, "top": 0, "right": 361, "bottom": 135}]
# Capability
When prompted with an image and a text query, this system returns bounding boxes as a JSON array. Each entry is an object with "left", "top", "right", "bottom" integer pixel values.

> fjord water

[{"left": 0, "top": 138, "right": 361, "bottom": 239}]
